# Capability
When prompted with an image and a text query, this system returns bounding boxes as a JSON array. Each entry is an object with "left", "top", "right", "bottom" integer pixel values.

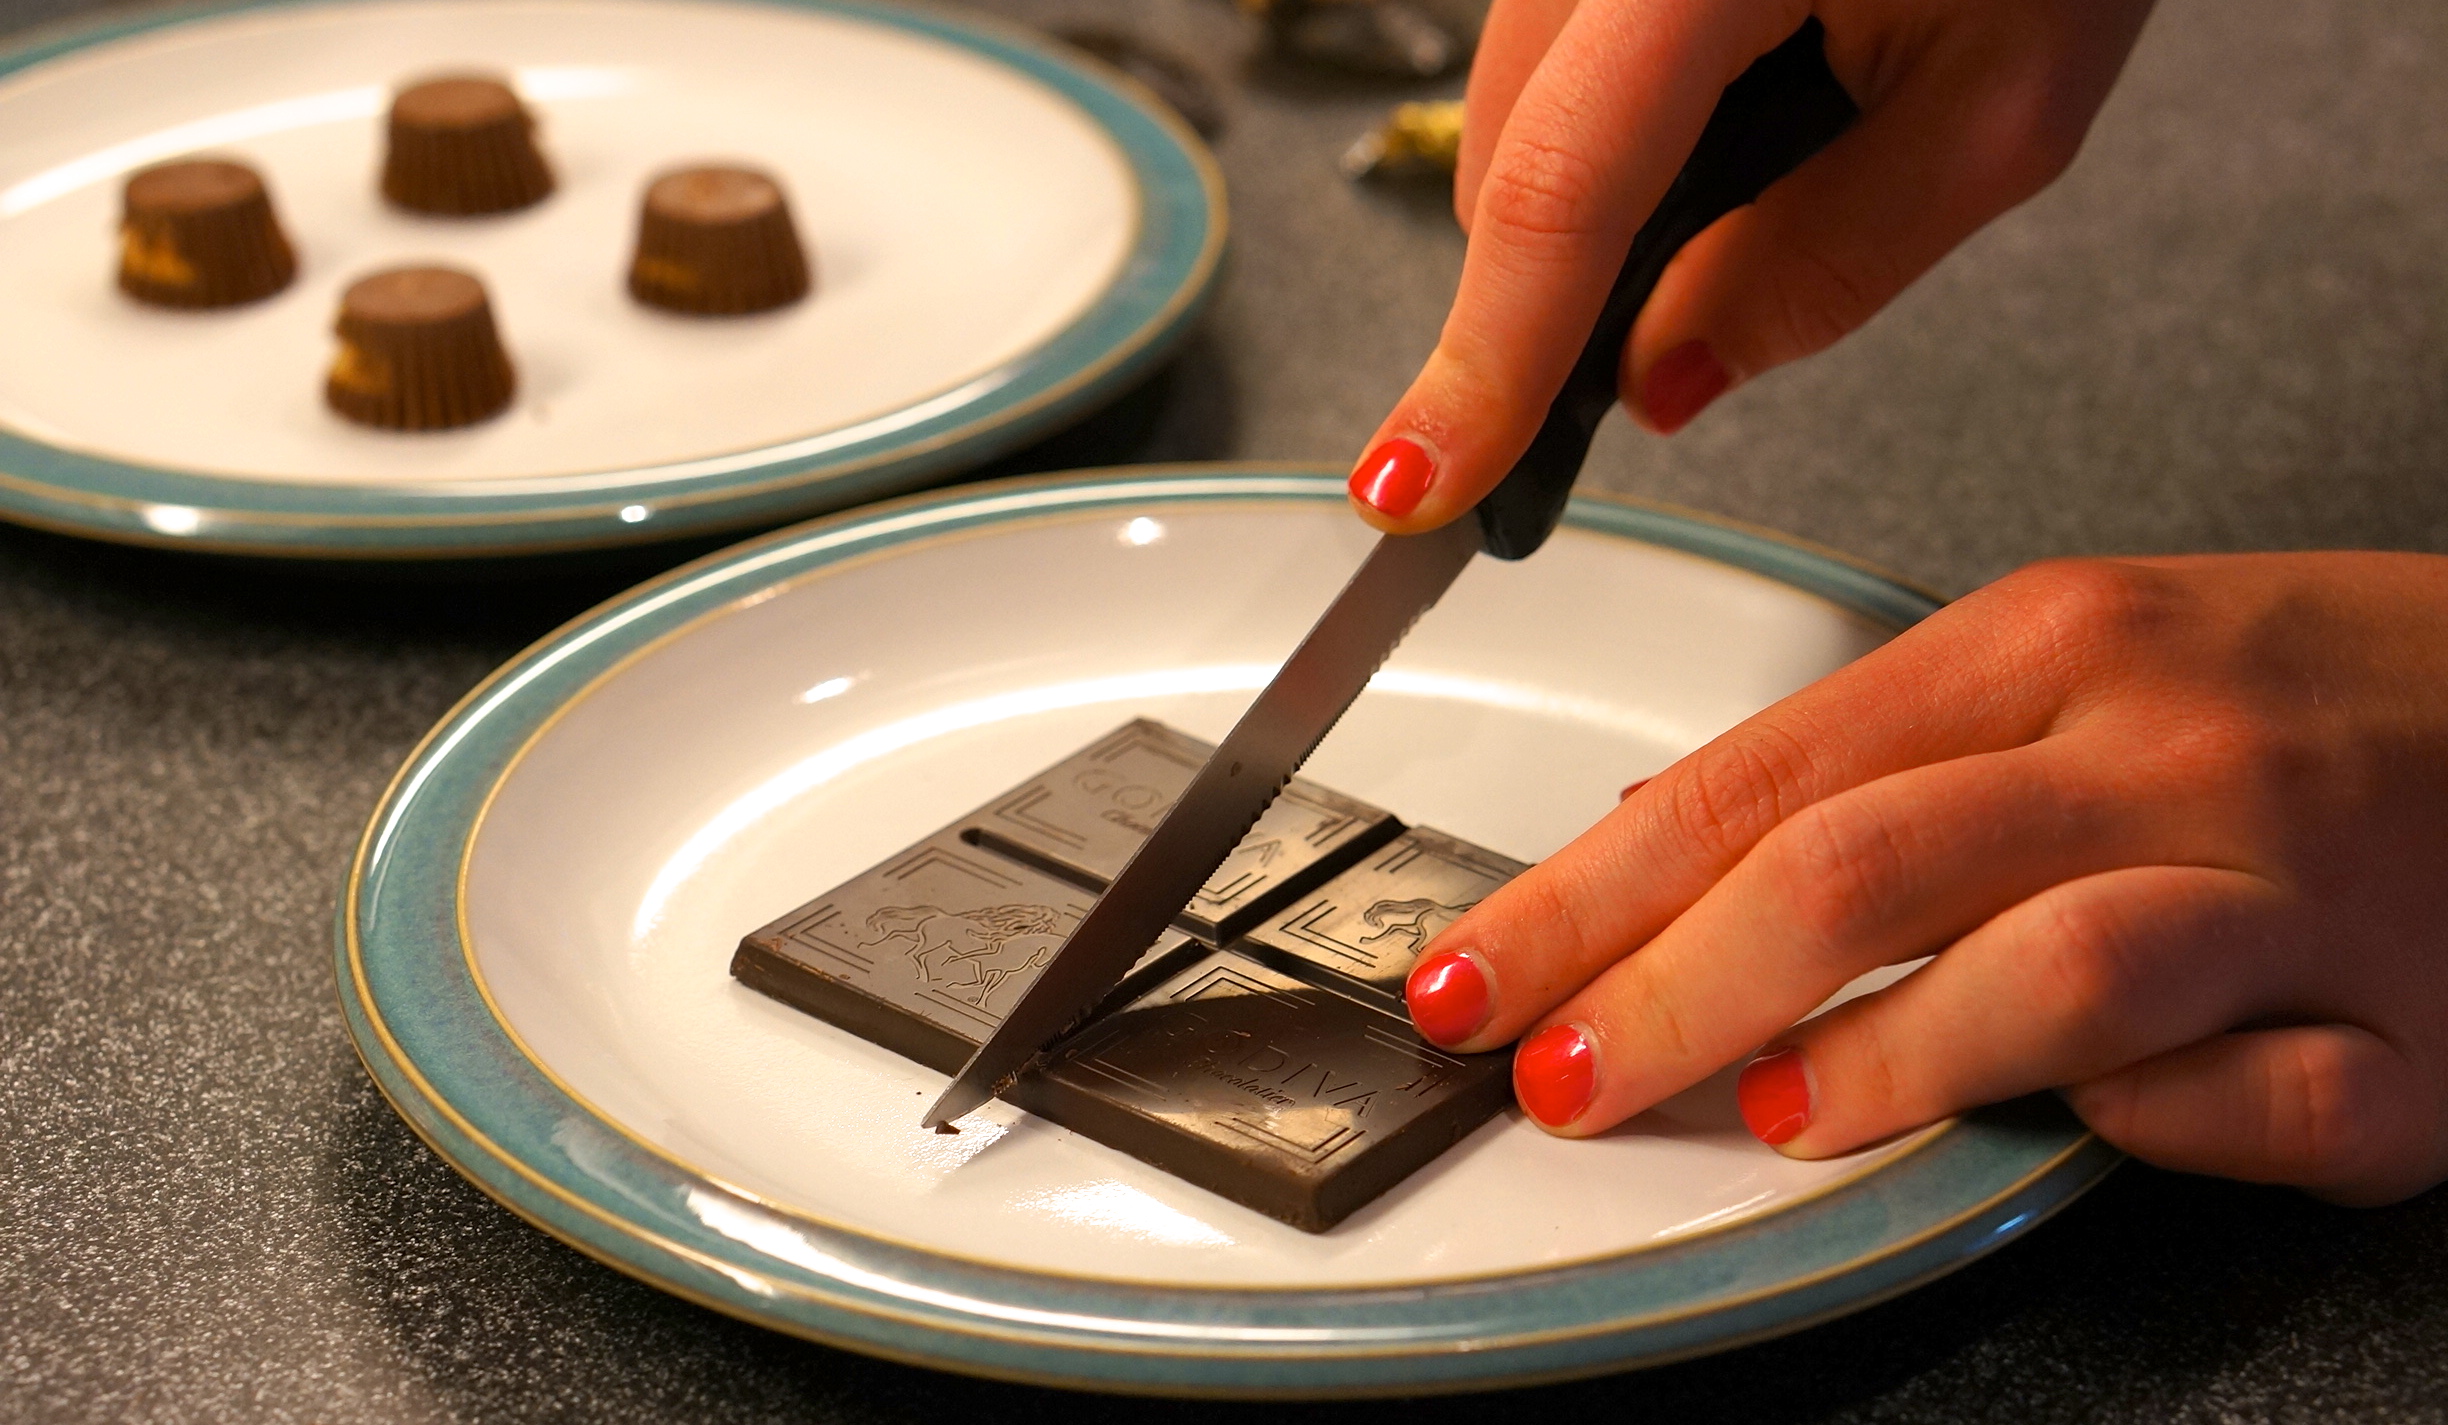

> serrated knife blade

[{"left": 919, "top": 515, "right": 1481, "bottom": 1128}]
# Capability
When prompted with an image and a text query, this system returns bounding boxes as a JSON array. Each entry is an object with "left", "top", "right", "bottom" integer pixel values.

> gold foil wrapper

[{"left": 1342, "top": 100, "right": 1465, "bottom": 178}]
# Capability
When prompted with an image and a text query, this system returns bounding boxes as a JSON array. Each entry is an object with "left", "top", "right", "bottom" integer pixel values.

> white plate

[
  {"left": 344, "top": 468, "right": 2113, "bottom": 1392},
  {"left": 0, "top": 0, "right": 1220, "bottom": 554}
]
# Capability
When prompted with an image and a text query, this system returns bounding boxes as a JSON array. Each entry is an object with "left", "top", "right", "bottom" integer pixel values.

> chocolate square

[
  {"left": 1013, "top": 949, "right": 1513, "bottom": 1231},
  {"left": 731, "top": 835, "right": 1176, "bottom": 1074},
  {"left": 963, "top": 718, "right": 1402, "bottom": 942},
  {"left": 1238, "top": 827, "right": 1530, "bottom": 1011}
]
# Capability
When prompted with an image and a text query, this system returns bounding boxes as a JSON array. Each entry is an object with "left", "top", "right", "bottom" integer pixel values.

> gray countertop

[{"left": 4, "top": 0, "right": 2445, "bottom": 1418}]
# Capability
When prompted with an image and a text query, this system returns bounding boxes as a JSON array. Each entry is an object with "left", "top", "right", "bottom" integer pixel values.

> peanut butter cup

[
  {"left": 626, "top": 165, "right": 812, "bottom": 315},
  {"left": 324, "top": 266, "right": 516, "bottom": 431},
  {"left": 381, "top": 76, "right": 555, "bottom": 216},
  {"left": 117, "top": 159, "right": 297, "bottom": 309}
]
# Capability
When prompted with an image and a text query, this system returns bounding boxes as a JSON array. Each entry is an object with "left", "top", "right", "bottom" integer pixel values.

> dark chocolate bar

[
  {"left": 730, "top": 722, "right": 1523, "bottom": 1232},
  {"left": 1013, "top": 949, "right": 1511, "bottom": 1232},
  {"left": 1238, "top": 827, "right": 1529, "bottom": 1011},
  {"left": 964, "top": 718, "right": 1402, "bottom": 942}
]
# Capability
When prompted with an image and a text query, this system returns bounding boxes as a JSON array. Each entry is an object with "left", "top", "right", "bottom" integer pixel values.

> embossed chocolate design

[
  {"left": 731, "top": 719, "right": 1522, "bottom": 1232},
  {"left": 1017, "top": 951, "right": 1510, "bottom": 1231},
  {"left": 732, "top": 836, "right": 1131, "bottom": 1075},
  {"left": 1241, "top": 827, "right": 1531, "bottom": 1011},
  {"left": 966, "top": 718, "right": 1401, "bottom": 943}
]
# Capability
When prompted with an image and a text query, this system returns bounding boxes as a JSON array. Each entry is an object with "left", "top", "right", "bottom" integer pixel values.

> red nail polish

[
  {"left": 1642, "top": 341, "right": 1731, "bottom": 434},
  {"left": 1349, "top": 437, "right": 1434, "bottom": 518},
  {"left": 1738, "top": 1048, "right": 1811, "bottom": 1145},
  {"left": 1515, "top": 1023, "right": 1596, "bottom": 1129},
  {"left": 1406, "top": 950, "right": 1489, "bottom": 1046},
  {"left": 1618, "top": 777, "right": 1651, "bottom": 801}
]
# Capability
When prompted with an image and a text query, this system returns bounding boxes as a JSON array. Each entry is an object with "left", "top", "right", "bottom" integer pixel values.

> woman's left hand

[{"left": 1404, "top": 552, "right": 2448, "bottom": 1206}]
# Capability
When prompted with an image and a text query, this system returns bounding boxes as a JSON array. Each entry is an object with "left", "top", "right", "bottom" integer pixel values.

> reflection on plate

[
  {"left": 0, "top": 0, "right": 1221, "bottom": 556},
  {"left": 342, "top": 466, "right": 2117, "bottom": 1394}
]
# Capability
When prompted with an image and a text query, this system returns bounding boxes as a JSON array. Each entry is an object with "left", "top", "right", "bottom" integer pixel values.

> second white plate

[{"left": 0, "top": 0, "right": 1222, "bottom": 555}]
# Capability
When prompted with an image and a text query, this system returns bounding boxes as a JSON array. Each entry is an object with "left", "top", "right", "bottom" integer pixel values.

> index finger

[
  {"left": 1407, "top": 563, "right": 2121, "bottom": 1053},
  {"left": 1350, "top": 0, "right": 1810, "bottom": 534}
]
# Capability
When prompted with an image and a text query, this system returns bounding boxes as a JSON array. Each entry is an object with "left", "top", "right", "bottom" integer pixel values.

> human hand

[
  {"left": 1403, "top": 554, "right": 2448, "bottom": 1205},
  {"left": 1345, "top": 0, "right": 2156, "bottom": 529}
]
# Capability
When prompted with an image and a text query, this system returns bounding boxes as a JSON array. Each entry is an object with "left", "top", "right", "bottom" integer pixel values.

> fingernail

[
  {"left": 1349, "top": 437, "right": 1435, "bottom": 518},
  {"left": 1618, "top": 777, "right": 1650, "bottom": 801},
  {"left": 1738, "top": 1048, "right": 1811, "bottom": 1146},
  {"left": 1406, "top": 949, "right": 1490, "bottom": 1046},
  {"left": 1515, "top": 1023, "right": 1597, "bottom": 1129},
  {"left": 1641, "top": 341, "right": 1731, "bottom": 434}
]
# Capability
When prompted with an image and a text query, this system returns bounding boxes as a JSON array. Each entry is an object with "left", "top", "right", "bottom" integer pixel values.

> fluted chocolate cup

[
  {"left": 381, "top": 76, "right": 554, "bottom": 216},
  {"left": 324, "top": 266, "right": 516, "bottom": 431},
  {"left": 627, "top": 166, "right": 812, "bottom": 315},
  {"left": 118, "top": 159, "right": 297, "bottom": 309}
]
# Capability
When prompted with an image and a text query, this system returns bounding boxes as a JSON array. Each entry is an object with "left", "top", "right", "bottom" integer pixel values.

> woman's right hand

[{"left": 1347, "top": 0, "right": 2158, "bottom": 530}]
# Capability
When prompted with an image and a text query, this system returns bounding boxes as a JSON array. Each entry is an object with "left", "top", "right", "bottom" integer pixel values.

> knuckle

[
  {"left": 1493, "top": 866, "right": 1604, "bottom": 999},
  {"left": 1834, "top": 1018, "right": 1910, "bottom": 1126},
  {"left": 1764, "top": 797, "right": 1911, "bottom": 970},
  {"left": 2266, "top": 1034, "right": 2387, "bottom": 1187},
  {"left": 2001, "top": 560, "right": 2172, "bottom": 677},
  {"left": 1971, "top": 78, "right": 2088, "bottom": 205},
  {"left": 2065, "top": 1073, "right": 2140, "bottom": 1143},
  {"left": 2028, "top": 895, "right": 2152, "bottom": 1053},
  {"left": 1663, "top": 721, "right": 1818, "bottom": 863},
  {"left": 1761, "top": 241, "right": 1904, "bottom": 358},
  {"left": 1474, "top": 137, "right": 1611, "bottom": 245}
]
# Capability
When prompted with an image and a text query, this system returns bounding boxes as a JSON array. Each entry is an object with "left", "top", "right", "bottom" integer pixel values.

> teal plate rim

[
  {"left": 337, "top": 465, "right": 2121, "bottom": 1397},
  {"left": 0, "top": 0, "right": 1225, "bottom": 559}
]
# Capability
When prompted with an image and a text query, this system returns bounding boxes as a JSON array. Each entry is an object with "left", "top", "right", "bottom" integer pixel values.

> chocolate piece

[
  {"left": 116, "top": 158, "right": 296, "bottom": 309},
  {"left": 964, "top": 719, "right": 1402, "bottom": 943},
  {"left": 381, "top": 76, "right": 555, "bottom": 216},
  {"left": 732, "top": 833, "right": 1155, "bottom": 1075},
  {"left": 1014, "top": 949, "right": 1511, "bottom": 1232},
  {"left": 1240, "top": 827, "right": 1528, "bottom": 1012},
  {"left": 732, "top": 844, "right": 1509, "bottom": 1231},
  {"left": 627, "top": 165, "right": 813, "bottom": 315},
  {"left": 324, "top": 266, "right": 516, "bottom": 431}
]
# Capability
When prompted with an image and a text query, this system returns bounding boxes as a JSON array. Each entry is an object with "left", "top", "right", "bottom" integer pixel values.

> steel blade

[{"left": 921, "top": 518, "right": 1481, "bottom": 1128}]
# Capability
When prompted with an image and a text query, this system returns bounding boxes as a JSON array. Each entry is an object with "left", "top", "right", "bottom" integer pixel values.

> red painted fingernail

[
  {"left": 1738, "top": 1048, "right": 1812, "bottom": 1146},
  {"left": 1349, "top": 437, "right": 1435, "bottom": 518},
  {"left": 1515, "top": 1023, "right": 1597, "bottom": 1129},
  {"left": 1406, "top": 949, "right": 1490, "bottom": 1046},
  {"left": 1641, "top": 341, "right": 1731, "bottom": 434},
  {"left": 1618, "top": 777, "right": 1651, "bottom": 801}
]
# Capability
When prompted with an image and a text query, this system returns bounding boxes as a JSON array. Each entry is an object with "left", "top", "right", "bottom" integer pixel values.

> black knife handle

[{"left": 1472, "top": 19, "right": 1858, "bottom": 560}]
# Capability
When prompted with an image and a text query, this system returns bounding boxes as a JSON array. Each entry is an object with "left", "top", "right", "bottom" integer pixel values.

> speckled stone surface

[{"left": 3, "top": 0, "right": 2445, "bottom": 1419}]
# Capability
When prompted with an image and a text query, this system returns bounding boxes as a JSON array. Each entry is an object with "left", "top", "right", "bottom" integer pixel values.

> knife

[{"left": 921, "top": 19, "right": 1859, "bottom": 1129}]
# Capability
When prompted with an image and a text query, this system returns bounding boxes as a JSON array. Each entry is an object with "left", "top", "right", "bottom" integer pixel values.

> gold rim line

[
  {"left": 337, "top": 464, "right": 2100, "bottom": 1356},
  {"left": 0, "top": 0, "right": 1226, "bottom": 553},
  {"left": 441, "top": 491, "right": 1961, "bottom": 1291}
]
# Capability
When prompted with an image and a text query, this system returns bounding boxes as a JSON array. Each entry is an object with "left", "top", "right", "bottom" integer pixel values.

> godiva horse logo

[
  {"left": 861, "top": 903, "right": 1064, "bottom": 1011},
  {"left": 1357, "top": 897, "right": 1475, "bottom": 953}
]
